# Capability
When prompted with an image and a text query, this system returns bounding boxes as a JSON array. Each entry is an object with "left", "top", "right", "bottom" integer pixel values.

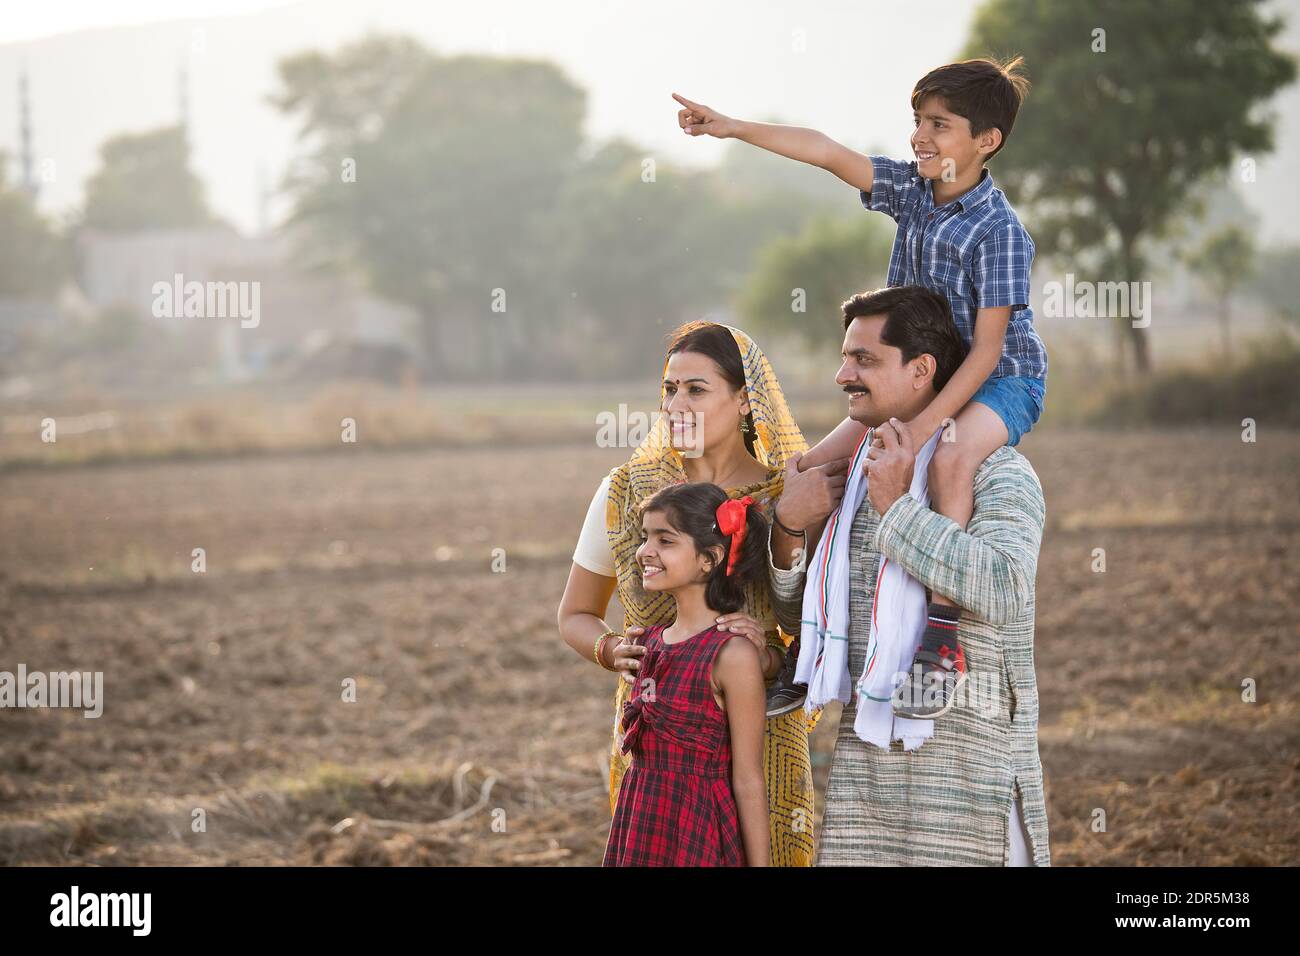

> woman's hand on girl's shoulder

[
  {"left": 713, "top": 612, "right": 767, "bottom": 653},
  {"left": 612, "top": 626, "right": 648, "bottom": 684}
]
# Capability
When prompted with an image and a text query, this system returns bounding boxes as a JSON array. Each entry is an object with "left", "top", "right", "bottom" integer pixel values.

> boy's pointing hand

[{"left": 673, "top": 93, "right": 738, "bottom": 139}]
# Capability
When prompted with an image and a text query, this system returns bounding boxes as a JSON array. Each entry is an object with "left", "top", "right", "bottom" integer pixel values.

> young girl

[{"left": 602, "top": 482, "right": 770, "bottom": 867}]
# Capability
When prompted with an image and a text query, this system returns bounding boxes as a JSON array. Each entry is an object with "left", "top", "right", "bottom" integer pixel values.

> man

[{"left": 767, "top": 285, "right": 1050, "bottom": 865}]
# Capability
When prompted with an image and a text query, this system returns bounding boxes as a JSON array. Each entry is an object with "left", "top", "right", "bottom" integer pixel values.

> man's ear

[{"left": 911, "top": 353, "right": 938, "bottom": 390}]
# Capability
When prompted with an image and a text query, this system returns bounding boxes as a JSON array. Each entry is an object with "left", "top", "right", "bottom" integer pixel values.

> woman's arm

[
  {"left": 558, "top": 478, "right": 649, "bottom": 672},
  {"left": 714, "top": 638, "right": 770, "bottom": 866},
  {"left": 556, "top": 562, "right": 622, "bottom": 666},
  {"left": 555, "top": 564, "right": 651, "bottom": 681}
]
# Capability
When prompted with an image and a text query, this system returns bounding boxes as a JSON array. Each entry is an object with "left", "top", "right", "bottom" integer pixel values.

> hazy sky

[
  {"left": 0, "top": 1, "right": 297, "bottom": 44},
  {"left": 2, "top": 0, "right": 1297, "bottom": 242}
]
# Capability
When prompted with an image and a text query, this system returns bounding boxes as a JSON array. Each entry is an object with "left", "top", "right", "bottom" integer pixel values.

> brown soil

[{"left": 1, "top": 428, "right": 1297, "bottom": 865}]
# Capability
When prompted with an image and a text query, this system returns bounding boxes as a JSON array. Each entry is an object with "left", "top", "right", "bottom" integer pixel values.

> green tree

[
  {"left": 1184, "top": 225, "right": 1255, "bottom": 363},
  {"left": 964, "top": 0, "right": 1295, "bottom": 371},
  {"left": 554, "top": 140, "right": 828, "bottom": 376},
  {"left": 83, "top": 126, "right": 211, "bottom": 230},
  {"left": 555, "top": 141, "right": 726, "bottom": 375},
  {"left": 0, "top": 156, "right": 67, "bottom": 297},
  {"left": 736, "top": 215, "right": 894, "bottom": 353},
  {"left": 273, "top": 36, "right": 836, "bottom": 379},
  {"left": 273, "top": 35, "right": 585, "bottom": 378}
]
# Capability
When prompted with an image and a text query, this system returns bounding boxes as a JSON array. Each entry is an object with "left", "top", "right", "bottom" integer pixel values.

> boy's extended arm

[
  {"left": 734, "top": 121, "right": 875, "bottom": 192},
  {"left": 909, "top": 305, "right": 1010, "bottom": 438},
  {"left": 674, "top": 93, "right": 874, "bottom": 192}
]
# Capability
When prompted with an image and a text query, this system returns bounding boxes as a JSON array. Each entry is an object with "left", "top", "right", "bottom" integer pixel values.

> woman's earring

[{"left": 739, "top": 415, "right": 751, "bottom": 434}]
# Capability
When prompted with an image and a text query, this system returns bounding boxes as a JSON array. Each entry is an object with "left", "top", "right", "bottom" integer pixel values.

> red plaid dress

[{"left": 603, "top": 623, "right": 746, "bottom": 867}]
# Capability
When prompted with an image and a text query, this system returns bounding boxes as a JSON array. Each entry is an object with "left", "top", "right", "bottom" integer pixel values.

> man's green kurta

[{"left": 770, "top": 445, "right": 1050, "bottom": 865}]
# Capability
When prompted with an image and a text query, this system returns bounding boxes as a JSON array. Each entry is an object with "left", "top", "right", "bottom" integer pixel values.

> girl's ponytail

[{"left": 703, "top": 493, "right": 769, "bottom": 615}]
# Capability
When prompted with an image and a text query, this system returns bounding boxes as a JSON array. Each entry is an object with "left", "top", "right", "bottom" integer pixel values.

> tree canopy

[
  {"left": 964, "top": 0, "right": 1295, "bottom": 370},
  {"left": 83, "top": 126, "right": 212, "bottom": 231}
]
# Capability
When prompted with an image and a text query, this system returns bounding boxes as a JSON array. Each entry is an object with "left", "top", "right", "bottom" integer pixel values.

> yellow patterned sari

[{"left": 604, "top": 326, "right": 818, "bottom": 866}]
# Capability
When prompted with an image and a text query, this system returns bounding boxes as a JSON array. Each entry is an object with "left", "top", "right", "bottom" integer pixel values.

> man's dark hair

[
  {"left": 841, "top": 286, "right": 969, "bottom": 392},
  {"left": 911, "top": 56, "right": 1029, "bottom": 161}
]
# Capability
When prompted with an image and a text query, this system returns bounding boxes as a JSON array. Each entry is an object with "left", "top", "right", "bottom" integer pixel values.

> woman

[{"left": 557, "top": 321, "right": 818, "bottom": 866}]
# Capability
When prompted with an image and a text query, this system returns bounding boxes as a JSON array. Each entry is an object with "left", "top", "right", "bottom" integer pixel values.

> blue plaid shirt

[{"left": 862, "top": 156, "right": 1047, "bottom": 381}]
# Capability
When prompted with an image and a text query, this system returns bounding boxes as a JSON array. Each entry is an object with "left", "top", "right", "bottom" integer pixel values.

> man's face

[
  {"left": 910, "top": 94, "right": 991, "bottom": 181},
  {"left": 835, "top": 315, "right": 926, "bottom": 426}
]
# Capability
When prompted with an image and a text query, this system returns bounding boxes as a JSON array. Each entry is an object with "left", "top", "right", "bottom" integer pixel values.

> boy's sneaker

[
  {"left": 765, "top": 637, "right": 807, "bottom": 717},
  {"left": 891, "top": 641, "right": 967, "bottom": 719},
  {"left": 892, "top": 603, "right": 967, "bottom": 719}
]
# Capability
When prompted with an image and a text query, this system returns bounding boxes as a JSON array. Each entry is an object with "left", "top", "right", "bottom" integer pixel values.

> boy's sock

[{"left": 919, "top": 603, "right": 965, "bottom": 671}]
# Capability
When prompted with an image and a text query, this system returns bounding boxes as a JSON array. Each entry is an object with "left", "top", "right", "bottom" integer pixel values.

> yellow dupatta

[{"left": 603, "top": 325, "right": 808, "bottom": 811}]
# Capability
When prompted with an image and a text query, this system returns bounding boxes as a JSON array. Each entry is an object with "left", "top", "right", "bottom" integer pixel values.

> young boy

[{"left": 674, "top": 57, "right": 1046, "bottom": 720}]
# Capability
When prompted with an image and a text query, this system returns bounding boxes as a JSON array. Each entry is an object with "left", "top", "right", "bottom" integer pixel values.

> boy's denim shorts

[{"left": 971, "top": 375, "right": 1046, "bottom": 447}]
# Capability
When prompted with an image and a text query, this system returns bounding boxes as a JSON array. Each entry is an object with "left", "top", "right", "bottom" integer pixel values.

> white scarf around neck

[{"left": 793, "top": 424, "right": 943, "bottom": 751}]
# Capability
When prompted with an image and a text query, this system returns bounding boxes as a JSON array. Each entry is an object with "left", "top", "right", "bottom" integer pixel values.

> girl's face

[
  {"left": 661, "top": 351, "right": 750, "bottom": 455},
  {"left": 636, "top": 508, "right": 719, "bottom": 593}
]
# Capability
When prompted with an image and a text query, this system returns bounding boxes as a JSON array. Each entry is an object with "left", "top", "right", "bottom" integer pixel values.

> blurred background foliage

[{"left": 2, "top": 0, "right": 1298, "bottom": 468}]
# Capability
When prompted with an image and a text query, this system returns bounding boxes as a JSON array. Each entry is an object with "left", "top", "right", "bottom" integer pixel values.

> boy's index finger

[{"left": 672, "top": 92, "right": 701, "bottom": 112}]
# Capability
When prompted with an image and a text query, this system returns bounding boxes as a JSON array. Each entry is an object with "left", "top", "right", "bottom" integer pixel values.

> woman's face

[
  {"left": 635, "top": 508, "right": 718, "bottom": 593},
  {"left": 661, "top": 350, "right": 749, "bottom": 455}
]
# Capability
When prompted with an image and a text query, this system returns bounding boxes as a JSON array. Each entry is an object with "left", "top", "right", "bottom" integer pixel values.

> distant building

[
  {"left": 75, "top": 226, "right": 423, "bottom": 381},
  {"left": 76, "top": 225, "right": 278, "bottom": 316}
]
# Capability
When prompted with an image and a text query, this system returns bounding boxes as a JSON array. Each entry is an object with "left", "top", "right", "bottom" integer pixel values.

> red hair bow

[{"left": 715, "top": 495, "right": 754, "bottom": 577}]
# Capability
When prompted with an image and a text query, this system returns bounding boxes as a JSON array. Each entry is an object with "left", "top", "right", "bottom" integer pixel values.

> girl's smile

[{"left": 636, "top": 509, "right": 715, "bottom": 592}]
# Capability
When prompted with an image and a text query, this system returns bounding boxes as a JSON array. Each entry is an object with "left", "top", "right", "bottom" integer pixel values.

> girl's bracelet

[{"left": 594, "top": 629, "right": 620, "bottom": 670}]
